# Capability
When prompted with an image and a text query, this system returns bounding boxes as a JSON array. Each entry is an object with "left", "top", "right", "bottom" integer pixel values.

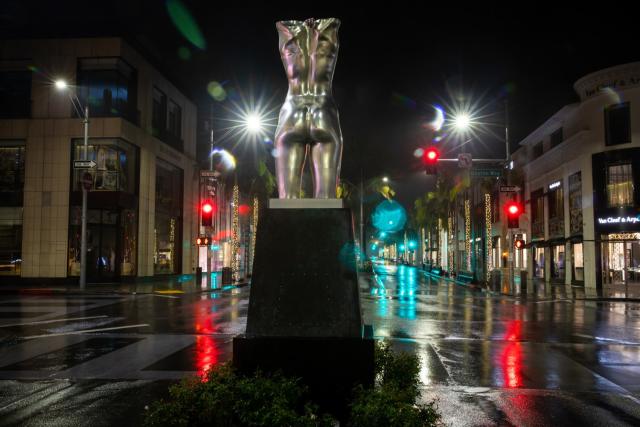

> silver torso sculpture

[{"left": 275, "top": 18, "right": 343, "bottom": 199}]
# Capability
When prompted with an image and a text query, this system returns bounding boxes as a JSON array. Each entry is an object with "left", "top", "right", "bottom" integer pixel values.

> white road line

[
  {"left": 22, "top": 324, "right": 150, "bottom": 339},
  {"left": 0, "top": 315, "right": 109, "bottom": 328},
  {"left": 152, "top": 294, "right": 181, "bottom": 299}
]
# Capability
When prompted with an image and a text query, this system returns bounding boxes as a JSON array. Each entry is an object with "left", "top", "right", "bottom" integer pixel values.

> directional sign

[
  {"left": 471, "top": 168, "right": 502, "bottom": 177},
  {"left": 458, "top": 153, "right": 472, "bottom": 169},
  {"left": 73, "top": 160, "right": 96, "bottom": 169},
  {"left": 200, "top": 170, "right": 219, "bottom": 177},
  {"left": 500, "top": 185, "right": 522, "bottom": 193}
]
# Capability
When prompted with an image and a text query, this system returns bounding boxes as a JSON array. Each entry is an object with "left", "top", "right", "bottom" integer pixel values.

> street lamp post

[{"left": 56, "top": 80, "right": 89, "bottom": 289}]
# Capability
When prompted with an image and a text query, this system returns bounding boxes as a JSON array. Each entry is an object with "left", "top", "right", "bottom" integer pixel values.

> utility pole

[
  {"left": 505, "top": 98, "right": 515, "bottom": 293},
  {"left": 79, "top": 105, "right": 89, "bottom": 290}
]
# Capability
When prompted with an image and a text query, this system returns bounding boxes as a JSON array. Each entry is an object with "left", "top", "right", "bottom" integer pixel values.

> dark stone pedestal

[
  {"left": 233, "top": 335, "right": 374, "bottom": 419},
  {"left": 233, "top": 204, "right": 374, "bottom": 419}
]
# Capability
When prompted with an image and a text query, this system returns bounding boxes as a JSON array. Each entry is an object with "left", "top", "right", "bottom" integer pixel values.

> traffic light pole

[{"left": 79, "top": 106, "right": 89, "bottom": 290}]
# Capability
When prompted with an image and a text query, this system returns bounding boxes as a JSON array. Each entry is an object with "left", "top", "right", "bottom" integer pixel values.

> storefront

[
  {"left": 68, "top": 138, "right": 138, "bottom": 280},
  {"left": 592, "top": 148, "right": 640, "bottom": 289}
]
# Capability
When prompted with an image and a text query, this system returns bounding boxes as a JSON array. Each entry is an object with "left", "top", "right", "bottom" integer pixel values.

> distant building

[
  {"left": 513, "top": 62, "right": 640, "bottom": 292},
  {"left": 0, "top": 37, "right": 199, "bottom": 281}
]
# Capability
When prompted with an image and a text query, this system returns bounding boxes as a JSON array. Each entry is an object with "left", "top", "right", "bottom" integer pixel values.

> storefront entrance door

[{"left": 602, "top": 237, "right": 640, "bottom": 286}]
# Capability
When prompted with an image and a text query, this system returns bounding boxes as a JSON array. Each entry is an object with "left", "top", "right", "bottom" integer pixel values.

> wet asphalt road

[{"left": 1, "top": 265, "right": 640, "bottom": 426}]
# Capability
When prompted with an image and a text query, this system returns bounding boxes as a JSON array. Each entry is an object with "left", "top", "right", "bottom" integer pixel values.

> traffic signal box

[
  {"left": 201, "top": 200, "right": 214, "bottom": 227},
  {"left": 196, "top": 236, "right": 211, "bottom": 246},
  {"left": 424, "top": 147, "right": 439, "bottom": 175},
  {"left": 505, "top": 201, "right": 522, "bottom": 229}
]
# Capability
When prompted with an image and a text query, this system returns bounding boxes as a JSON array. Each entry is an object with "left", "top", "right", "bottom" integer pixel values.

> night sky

[{"left": 2, "top": 1, "right": 638, "bottom": 205}]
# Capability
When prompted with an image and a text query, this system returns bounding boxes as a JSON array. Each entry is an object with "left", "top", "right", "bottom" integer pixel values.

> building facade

[
  {"left": 0, "top": 38, "right": 199, "bottom": 281},
  {"left": 513, "top": 62, "right": 640, "bottom": 292}
]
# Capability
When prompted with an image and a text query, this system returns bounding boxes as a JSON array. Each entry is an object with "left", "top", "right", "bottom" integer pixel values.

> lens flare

[
  {"left": 371, "top": 200, "right": 407, "bottom": 232},
  {"left": 207, "top": 81, "right": 227, "bottom": 102},
  {"left": 428, "top": 105, "right": 445, "bottom": 131},
  {"left": 210, "top": 149, "right": 236, "bottom": 174},
  {"left": 166, "top": 0, "right": 206, "bottom": 50},
  {"left": 413, "top": 148, "right": 424, "bottom": 158}
]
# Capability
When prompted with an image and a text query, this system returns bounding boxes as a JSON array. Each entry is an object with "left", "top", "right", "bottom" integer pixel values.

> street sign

[
  {"left": 81, "top": 172, "right": 93, "bottom": 190},
  {"left": 200, "top": 170, "right": 219, "bottom": 177},
  {"left": 500, "top": 185, "right": 521, "bottom": 193},
  {"left": 73, "top": 160, "right": 96, "bottom": 169},
  {"left": 471, "top": 168, "right": 502, "bottom": 177},
  {"left": 458, "top": 153, "right": 472, "bottom": 169}
]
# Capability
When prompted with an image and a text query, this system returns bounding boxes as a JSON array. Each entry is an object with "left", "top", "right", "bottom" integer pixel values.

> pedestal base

[{"left": 233, "top": 334, "right": 375, "bottom": 420}]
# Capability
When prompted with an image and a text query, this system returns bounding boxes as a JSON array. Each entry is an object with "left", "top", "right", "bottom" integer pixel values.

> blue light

[{"left": 371, "top": 200, "right": 407, "bottom": 232}]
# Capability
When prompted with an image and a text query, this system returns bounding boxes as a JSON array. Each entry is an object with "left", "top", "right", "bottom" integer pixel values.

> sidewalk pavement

[
  {"left": 0, "top": 273, "right": 249, "bottom": 295},
  {"left": 419, "top": 266, "right": 640, "bottom": 302}
]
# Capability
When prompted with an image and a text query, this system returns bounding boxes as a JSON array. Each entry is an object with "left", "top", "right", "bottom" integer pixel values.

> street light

[
  {"left": 56, "top": 79, "right": 89, "bottom": 290},
  {"left": 382, "top": 176, "right": 389, "bottom": 183}
]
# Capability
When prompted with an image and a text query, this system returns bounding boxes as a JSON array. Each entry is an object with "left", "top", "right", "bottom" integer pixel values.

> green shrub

[
  {"left": 349, "top": 341, "right": 440, "bottom": 427},
  {"left": 143, "top": 364, "right": 335, "bottom": 427},
  {"left": 144, "top": 342, "right": 441, "bottom": 427},
  {"left": 349, "top": 386, "right": 441, "bottom": 427}
]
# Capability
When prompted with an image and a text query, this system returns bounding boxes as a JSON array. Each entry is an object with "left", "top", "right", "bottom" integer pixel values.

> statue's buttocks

[{"left": 275, "top": 18, "right": 343, "bottom": 199}]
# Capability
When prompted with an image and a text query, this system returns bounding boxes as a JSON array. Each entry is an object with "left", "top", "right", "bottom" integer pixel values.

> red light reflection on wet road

[{"left": 501, "top": 320, "right": 523, "bottom": 388}]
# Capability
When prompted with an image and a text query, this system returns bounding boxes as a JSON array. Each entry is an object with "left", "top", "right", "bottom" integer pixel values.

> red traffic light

[
  {"left": 202, "top": 202, "right": 214, "bottom": 214},
  {"left": 505, "top": 201, "right": 521, "bottom": 217},
  {"left": 424, "top": 147, "right": 439, "bottom": 163}
]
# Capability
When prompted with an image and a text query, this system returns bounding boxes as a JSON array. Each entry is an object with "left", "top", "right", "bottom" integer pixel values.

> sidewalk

[
  {"left": 0, "top": 273, "right": 249, "bottom": 295},
  {"left": 420, "top": 266, "right": 640, "bottom": 302},
  {"left": 491, "top": 277, "right": 640, "bottom": 302}
]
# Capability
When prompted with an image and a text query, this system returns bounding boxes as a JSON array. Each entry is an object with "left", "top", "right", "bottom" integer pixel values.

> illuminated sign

[
  {"left": 608, "top": 233, "right": 640, "bottom": 240},
  {"left": 549, "top": 181, "right": 561, "bottom": 190},
  {"left": 597, "top": 216, "right": 640, "bottom": 225}
]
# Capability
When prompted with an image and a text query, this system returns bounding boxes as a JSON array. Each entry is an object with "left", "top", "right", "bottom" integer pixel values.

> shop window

[
  {"left": 77, "top": 57, "right": 137, "bottom": 124},
  {"left": 0, "top": 142, "right": 25, "bottom": 205},
  {"left": 0, "top": 70, "right": 31, "bottom": 118},
  {"left": 607, "top": 163, "right": 633, "bottom": 207},
  {"left": 605, "top": 102, "right": 631, "bottom": 146},
  {"left": 551, "top": 244, "right": 565, "bottom": 281},
  {"left": 68, "top": 208, "right": 137, "bottom": 277},
  {"left": 572, "top": 243, "right": 583, "bottom": 282},
  {"left": 550, "top": 128, "right": 563, "bottom": 148},
  {"left": 154, "top": 159, "right": 183, "bottom": 275},
  {"left": 72, "top": 138, "right": 136, "bottom": 193},
  {"left": 534, "top": 247, "right": 545, "bottom": 278}
]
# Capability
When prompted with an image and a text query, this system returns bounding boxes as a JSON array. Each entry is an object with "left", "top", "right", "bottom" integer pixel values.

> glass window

[
  {"left": 549, "top": 187, "right": 564, "bottom": 219},
  {"left": 77, "top": 58, "right": 137, "bottom": 124},
  {"left": 152, "top": 87, "right": 167, "bottom": 138},
  {"left": 72, "top": 138, "right": 136, "bottom": 193},
  {"left": 168, "top": 100, "right": 182, "bottom": 137},
  {"left": 550, "top": 128, "right": 563, "bottom": 148},
  {"left": 605, "top": 102, "right": 631, "bottom": 146},
  {"left": 0, "top": 142, "right": 25, "bottom": 205},
  {"left": 607, "top": 163, "right": 633, "bottom": 207},
  {"left": 569, "top": 172, "right": 582, "bottom": 235},
  {"left": 531, "top": 189, "right": 544, "bottom": 239},
  {"left": 0, "top": 70, "right": 31, "bottom": 118},
  {"left": 532, "top": 142, "right": 543, "bottom": 159},
  {"left": 534, "top": 247, "right": 545, "bottom": 278},
  {"left": 552, "top": 244, "right": 565, "bottom": 280},
  {"left": 573, "top": 243, "right": 583, "bottom": 282},
  {"left": 154, "top": 159, "right": 183, "bottom": 275}
]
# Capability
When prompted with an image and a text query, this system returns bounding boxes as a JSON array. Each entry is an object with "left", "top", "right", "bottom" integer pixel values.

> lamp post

[
  {"left": 56, "top": 79, "right": 89, "bottom": 289},
  {"left": 449, "top": 101, "right": 511, "bottom": 287}
]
